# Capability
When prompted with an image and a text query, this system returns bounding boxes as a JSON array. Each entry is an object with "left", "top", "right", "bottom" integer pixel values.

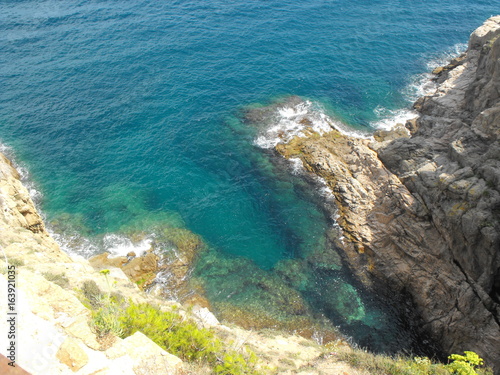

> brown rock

[
  {"left": 89, "top": 253, "right": 128, "bottom": 269},
  {"left": 122, "top": 252, "right": 158, "bottom": 282},
  {"left": 275, "top": 17, "right": 500, "bottom": 372},
  {"left": 0, "top": 354, "right": 31, "bottom": 375},
  {"left": 432, "top": 66, "right": 444, "bottom": 75},
  {"left": 373, "top": 123, "right": 409, "bottom": 143},
  {"left": 405, "top": 118, "right": 418, "bottom": 135},
  {"left": 56, "top": 337, "right": 89, "bottom": 372}
]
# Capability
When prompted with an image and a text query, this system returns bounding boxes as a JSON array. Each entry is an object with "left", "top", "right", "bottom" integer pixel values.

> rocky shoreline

[
  {"left": 0, "top": 136, "right": 365, "bottom": 374},
  {"left": 1, "top": 15, "right": 499, "bottom": 375},
  {"left": 273, "top": 16, "right": 500, "bottom": 373}
]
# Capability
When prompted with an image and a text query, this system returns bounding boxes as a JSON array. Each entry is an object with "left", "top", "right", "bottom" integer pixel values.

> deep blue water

[{"left": 1, "top": 0, "right": 498, "bottom": 353}]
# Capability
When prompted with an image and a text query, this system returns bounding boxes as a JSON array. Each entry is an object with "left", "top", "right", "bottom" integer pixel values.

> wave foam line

[
  {"left": 0, "top": 142, "right": 43, "bottom": 205},
  {"left": 254, "top": 100, "right": 369, "bottom": 149},
  {"left": 370, "top": 43, "right": 467, "bottom": 131},
  {"left": 103, "top": 234, "right": 153, "bottom": 258},
  {"left": 50, "top": 230, "right": 155, "bottom": 259}
]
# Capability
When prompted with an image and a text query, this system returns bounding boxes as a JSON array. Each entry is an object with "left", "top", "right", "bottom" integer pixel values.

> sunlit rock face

[{"left": 272, "top": 16, "right": 500, "bottom": 373}]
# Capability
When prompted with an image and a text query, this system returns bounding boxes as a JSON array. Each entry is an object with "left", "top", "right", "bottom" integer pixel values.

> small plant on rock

[
  {"left": 82, "top": 279, "right": 104, "bottom": 309},
  {"left": 446, "top": 351, "right": 486, "bottom": 375},
  {"left": 42, "top": 272, "right": 70, "bottom": 288},
  {"left": 90, "top": 296, "right": 124, "bottom": 338}
]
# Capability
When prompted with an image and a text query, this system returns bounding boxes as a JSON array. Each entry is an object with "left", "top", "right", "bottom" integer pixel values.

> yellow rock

[{"left": 56, "top": 337, "right": 89, "bottom": 372}]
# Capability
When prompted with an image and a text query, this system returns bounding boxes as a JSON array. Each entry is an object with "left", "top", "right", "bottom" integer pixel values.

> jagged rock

[
  {"left": 89, "top": 226, "right": 207, "bottom": 300},
  {"left": 375, "top": 18, "right": 500, "bottom": 371},
  {"left": 56, "top": 338, "right": 89, "bottom": 372},
  {"left": 89, "top": 253, "right": 129, "bottom": 269},
  {"left": 275, "top": 15, "right": 500, "bottom": 373},
  {"left": 90, "top": 251, "right": 159, "bottom": 289},
  {"left": 373, "top": 123, "right": 410, "bottom": 143},
  {"left": 106, "top": 332, "right": 184, "bottom": 374},
  {"left": 0, "top": 154, "right": 45, "bottom": 235}
]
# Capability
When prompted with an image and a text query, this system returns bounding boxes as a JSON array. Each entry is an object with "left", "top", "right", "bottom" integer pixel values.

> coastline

[
  {"left": 0, "top": 7, "right": 496, "bottom": 372},
  {"left": 0, "top": 147, "right": 369, "bottom": 374},
  {"left": 0, "top": 145, "right": 493, "bottom": 373},
  {"left": 268, "top": 16, "right": 500, "bottom": 373},
  {"left": 0, "top": 20, "right": 486, "bottom": 358}
]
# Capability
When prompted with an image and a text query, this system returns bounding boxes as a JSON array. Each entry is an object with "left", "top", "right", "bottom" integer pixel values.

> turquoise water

[{"left": 1, "top": 0, "right": 498, "bottom": 354}]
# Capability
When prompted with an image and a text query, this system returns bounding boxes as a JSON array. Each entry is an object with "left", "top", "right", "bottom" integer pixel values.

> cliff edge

[
  {"left": 378, "top": 14, "right": 500, "bottom": 370},
  {"left": 276, "top": 16, "right": 500, "bottom": 372},
  {"left": 0, "top": 151, "right": 186, "bottom": 374}
]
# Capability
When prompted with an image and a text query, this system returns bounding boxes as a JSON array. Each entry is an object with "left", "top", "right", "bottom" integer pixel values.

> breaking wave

[
  {"left": 252, "top": 98, "right": 370, "bottom": 149},
  {"left": 370, "top": 43, "right": 467, "bottom": 130}
]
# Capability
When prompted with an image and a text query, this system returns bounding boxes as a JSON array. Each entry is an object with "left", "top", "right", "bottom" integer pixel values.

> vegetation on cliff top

[
  {"left": 80, "top": 277, "right": 261, "bottom": 374},
  {"left": 336, "top": 346, "right": 492, "bottom": 375},
  {"left": 77, "top": 271, "right": 493, "bottom": 375}
]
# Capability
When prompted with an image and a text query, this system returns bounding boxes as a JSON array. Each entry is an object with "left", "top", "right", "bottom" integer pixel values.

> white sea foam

[
  {"left": 254, "top": 99, "right": 369, "bottom": 149},
  {"left": 371, "top": 43, "right": 467, "bottom": 131},
  {"left": 426, "top": 43, "right": 467, "bottom": 71},
  {"left": 103, "top": 234, "right": 153, "bottom": 258},
  {"left": 370, "top": 106, "right": 418, "bottom": 131},
  {"left": 0, "top": 142, "right": 44, "bottom": 205},
  {"left": 314, "top": 176, "right": 335, "bottom": 201},
  {"left": 50, "top": 230, "right": 99, "bottom": 258},
  {"left": 287, "top": 157, "right": 335, "bottom": 200},
  {"left": 370, "top": 73, "right": 435, "bottom": 130},
  {"left": 288, "top": 157, "right": 305, "bottom": 175},
  {"left": 48, "top": 228, "right": 156, "bottom": 260}
]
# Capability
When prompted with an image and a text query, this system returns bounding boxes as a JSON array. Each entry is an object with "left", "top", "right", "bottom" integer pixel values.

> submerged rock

[{"left": 89, "top": 226, "right": 207, "bottom": 305}]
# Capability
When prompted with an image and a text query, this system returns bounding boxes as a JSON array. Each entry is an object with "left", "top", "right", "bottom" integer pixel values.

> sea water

[{"left": 1, "top": 0, "right": 497, "bottom": 354}]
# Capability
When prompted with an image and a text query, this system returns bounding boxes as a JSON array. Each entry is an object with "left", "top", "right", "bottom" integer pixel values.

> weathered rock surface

[
  {"left": 276, "top": 16, "right": 500, "bottom": 373},
  {"left": 0, "top": 152, "right": 187, "bottom": 374},
  {"left": 88, "top": 226, "right": 207, "bottom": 306},
  {"left": 378, "top": 16, "right": 500, "bottom": 367}
]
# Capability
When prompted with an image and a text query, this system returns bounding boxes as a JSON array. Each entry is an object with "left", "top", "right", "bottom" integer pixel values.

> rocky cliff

[
  {"left": 275, "top": 16, "right": 500, "bottom": 373},
  {"left": 0, "top": 151, "right": 187, "bottom": 374}
]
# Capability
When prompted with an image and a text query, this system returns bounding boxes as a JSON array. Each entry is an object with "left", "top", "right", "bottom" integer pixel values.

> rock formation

[
  {"left": 2, "top": 15, "right": 499, "bottom": 375},
  {"left": 275, "top": 16, "right": 500, "bottom": 373},
  {"left": 0, "top": 151, "right": 186, "bottom": 374}
]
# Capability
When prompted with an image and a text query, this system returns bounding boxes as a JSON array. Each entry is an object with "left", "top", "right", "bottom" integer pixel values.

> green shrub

[
  {"left": 42, "top": 272, "right": 69, "bottom": 288},
  {"left": 79, "top": 271, "right": 261, "bottom": 374},
  {"left": 338, "top": 349, "right": 450, "bottom": 375},
  {"left": 338, "top": 349, "right": 493, "bottom": 375},
  {"left": 8, "top": 258, "right": 24, "bottom": 267},
  {"left": 214, "top": 350, "right": 259, "bottom": 375},
  {"left": 119, "top": 302, "right": 221, "bottom": 362},
  {"left": 82, "top": 280, "right": 104, "bottom": 309},
  {"left": 118, "top": 302, "right": 261, "bottom": 374},
  {"left": 446, "top": 351, "right": 491, "bottom": 375}
]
